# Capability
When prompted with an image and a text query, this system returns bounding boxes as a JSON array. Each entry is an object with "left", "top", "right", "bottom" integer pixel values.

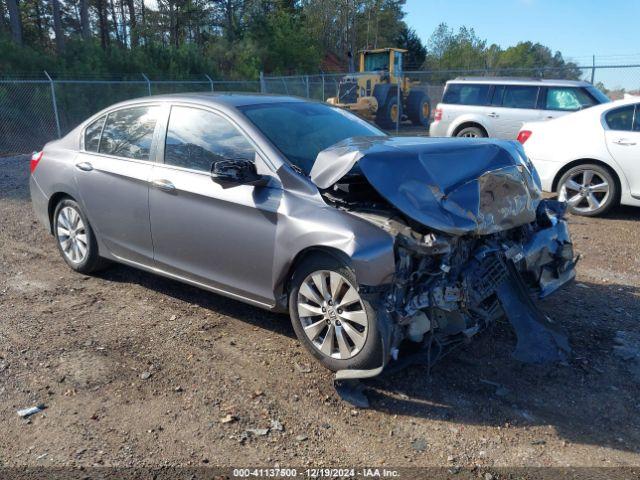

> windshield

[
  {"left": 364, "top": 52, "right": 390, "bottom": 71},
  {"left": 238, "top": 102, "right": 384, "bottom": 175}
]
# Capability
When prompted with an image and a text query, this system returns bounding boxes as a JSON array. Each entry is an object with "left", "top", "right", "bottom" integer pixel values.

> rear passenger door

[
  {"left": 490, "top": 85, "right": 541, "bottom": 139},
  {"left": 441, "top": 83, "right": 494, "bottom": 135},
  {"left": 74, "top": 104, "right": 161, "bottom": 264}
]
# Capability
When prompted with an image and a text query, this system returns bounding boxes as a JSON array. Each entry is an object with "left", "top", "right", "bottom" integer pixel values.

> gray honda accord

[{"left": 30, "top": 93, "right": 576, "bottom": 378}]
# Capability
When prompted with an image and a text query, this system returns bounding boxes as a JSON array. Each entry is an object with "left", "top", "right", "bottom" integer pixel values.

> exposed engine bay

[{"left": 311, "top": 137, "right": 577, "bottom": 383}]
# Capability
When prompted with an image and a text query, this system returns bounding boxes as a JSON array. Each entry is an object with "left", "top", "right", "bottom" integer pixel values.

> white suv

[{"left": 429, "top": 78, "right": 609, "bottom": 140}]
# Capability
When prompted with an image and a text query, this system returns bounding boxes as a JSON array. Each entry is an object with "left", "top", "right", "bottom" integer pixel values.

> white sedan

[{"left": 519, "top": 97, "right": 640, "bottom": 216}]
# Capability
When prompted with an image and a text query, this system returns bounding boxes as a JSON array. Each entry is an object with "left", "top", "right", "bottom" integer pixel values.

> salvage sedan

[{"left": 30, "top": 93, "right": 576, "bottom": 378}]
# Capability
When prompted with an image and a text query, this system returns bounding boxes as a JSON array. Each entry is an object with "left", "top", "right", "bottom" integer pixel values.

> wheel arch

[
  {"left": 47, "top": 191, "right": 75, "bottom": 234},
  {"left": 551, "top": 158, "right": 622, "bottom": 200},
  {"left": 280, "top": 246, "right": 354, "bottom": 306}
]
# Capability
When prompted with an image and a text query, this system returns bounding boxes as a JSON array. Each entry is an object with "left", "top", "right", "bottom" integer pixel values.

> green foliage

[
  {"left": 423, "top": 23, "right": 581, "bottom": 81},
  {"left": 0, "top": 2, "right": 580, "bottom": 81},
  {"left": 395, "top": 24, "right": 425, "bottom": 69}
]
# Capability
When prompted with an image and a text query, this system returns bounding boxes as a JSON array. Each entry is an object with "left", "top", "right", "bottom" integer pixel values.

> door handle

[
  {"left": 546, "top": 115, "right": 555, "bottom": 120},
  {"left": 150, "top": 179, "right": 176, "bottom": 192},
  {"left": 614, "top": 139, "right": 636, "bottom": 146},
  {"left": 487, "top": 112, "right": 499, "bottom": 118},
  {"left": 75, "top": 162, "right": 93, "bottom": 171}
]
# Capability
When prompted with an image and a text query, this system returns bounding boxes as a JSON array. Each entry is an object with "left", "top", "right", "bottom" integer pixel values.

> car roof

[
  {"left": 448, "top": 77, "right": 591, "bottom": 87},
  {"left": 107, "top": 92, "right": 309, "bottom": 110}
]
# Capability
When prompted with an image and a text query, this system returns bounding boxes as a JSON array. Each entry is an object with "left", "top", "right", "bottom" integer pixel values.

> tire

[
  {"left": 53, "top": 198, "right": 107, "bottom": 274},
  {"left": 288, "top": 254, "right": 382, "bottom": 372},
  {"left": 406, "top": 90, "right": 431, "bottom": 127},
  {"left": 557, "top": 164, "right": 618, "bottom": 217},
  {"left": 375, "top": 95, "right": 401, "bottom": 129},
  {"left": 455, "top": 125, "right": 486, "bottom": 138}
]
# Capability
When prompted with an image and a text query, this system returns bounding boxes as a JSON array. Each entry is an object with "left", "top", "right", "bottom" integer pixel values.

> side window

[
  {"left": 545, "top": 87, "right": 596, "bottom": 111},
  {"left": 605, "top": 105, "right": 635, "bottom": 131},
  {"left": 84, "top": 115, "right": 106, "bottom": 152},
  {"left": 442, "top": 84, "right": 490, "bottom": 106},
  {"left": 164, "top": 106, "right": 255, "bottom": 172},
  {"left": 99, "top": 106, "right": 160, "bottom": 160},
  {"left": 502, "top": 86, "right": 539, "bottom": 109},
  {"left": 489, "top": 85, "right": 505, "bottom": 106}
]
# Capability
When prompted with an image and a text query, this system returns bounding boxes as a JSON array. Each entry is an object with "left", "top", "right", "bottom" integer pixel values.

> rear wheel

[
  {"left": 53, "top": 198, "right": 107, "bottom": 274},
  {"left": 288, "top": 254, "right": 381, "bottom": 372},
  {"left": 557, "top": 164, "right": 617, "bottom": 216},
  {"left": 456, "top": 125, "right": 486, "bottom": 138}
]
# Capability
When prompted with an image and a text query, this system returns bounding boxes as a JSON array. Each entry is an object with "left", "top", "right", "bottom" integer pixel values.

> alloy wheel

[
  {"left": 56, "top": 206, "right": 88, "bottom": 264},
  {"left": 559, "top": 169, "right": 610, "bottom": 214},
  {"left": 296, "top": 270, "right": 368, "bottom": 360},
  {"left": 461, "top": 131, "right": 479, "bottom": 138}
]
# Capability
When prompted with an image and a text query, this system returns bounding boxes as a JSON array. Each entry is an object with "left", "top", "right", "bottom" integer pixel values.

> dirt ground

[{"left": 1, "top": 154, "right": 639, "bottom": 470}]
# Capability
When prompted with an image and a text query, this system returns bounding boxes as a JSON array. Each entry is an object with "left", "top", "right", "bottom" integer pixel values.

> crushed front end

[
  {"left": 311, "top": 137, "right": 578, "bottom": 381},
  {"left": 386, "top": 199, "right": 575, "bottom": 368}
]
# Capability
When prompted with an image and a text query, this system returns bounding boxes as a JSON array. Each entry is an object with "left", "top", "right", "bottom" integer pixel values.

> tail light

[
  {"left": 30, "top": 151, "right": 43, "bottom": 174},
  {"left": 434, "top": 108, "right": 443, "bottom": 122},
  {"left": 517, "top": 130, "right": 532, "bottom": 144}
]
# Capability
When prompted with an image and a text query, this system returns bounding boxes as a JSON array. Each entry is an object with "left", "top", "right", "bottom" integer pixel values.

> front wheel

[
  {"left": 557, "top": 164, "right": 618, "bottom": 216},
  {"left": 288, "top": 255, "right": 381, "bottom": 372},
  {"left": 406, "top": 90, "right": 431, "bottom": 127},
  {"left": 375, "top": 96, "right": 401, "bottom": 129}
]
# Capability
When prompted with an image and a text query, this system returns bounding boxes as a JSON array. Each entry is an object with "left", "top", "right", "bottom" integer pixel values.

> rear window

[
  {"left": 99, "top": 106, "right": 161, "bottom": 160},
  {"left": 84, "top": 115, "right": 105, "bottom": 152},
  {"left": 442, "top": 84, "right": 490, "bottom": 106},
  {"left": 545, "top": 87, "right": 596, "bottom": 111},
  {"left": 502, "top": 86, "right": 539, "bottom": 109}
]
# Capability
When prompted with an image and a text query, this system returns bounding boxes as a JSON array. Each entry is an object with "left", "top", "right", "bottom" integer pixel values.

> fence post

[
  {"left": 396, "top": 74, "right": 401, "bottom": 133},
  {"left": 259, "top": 71, "right": 266, "bottom": 93},
  {"left": 305, "top": 75, "right": 310, "bottom": 98},
  {"left": 591, "top": 55, "right": 596, "bottom": 84},
  {"left": 44, "top": 71, "right": 61, "bottom": 139},
  {"left": 141, "top": 73, "right": 151, "bottom": 96},
  {"left": 205, "top": 74, "right": 215, "bottom": 92},
  {"left": 321, "top": 74, "right": 325, "bottom": 101}
]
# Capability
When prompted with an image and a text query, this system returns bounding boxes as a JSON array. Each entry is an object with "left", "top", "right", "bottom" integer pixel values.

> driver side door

[{"left": 148, "top": 105, "right": 282, "bottom": 307}]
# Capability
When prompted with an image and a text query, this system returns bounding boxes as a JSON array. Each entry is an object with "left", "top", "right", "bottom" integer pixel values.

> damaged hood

[{"left": 310, "top": 136, "right": 543, "bottom": 236}]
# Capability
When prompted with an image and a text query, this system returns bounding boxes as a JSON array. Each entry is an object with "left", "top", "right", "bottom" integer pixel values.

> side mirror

[{"left": 210, "top": 159, "right": 269, "bottom": 188}]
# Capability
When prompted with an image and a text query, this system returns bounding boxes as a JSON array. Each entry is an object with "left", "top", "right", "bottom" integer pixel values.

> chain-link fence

[
  {"left": 3, "top": 65, "right": 639, "bottom": 155},
  {"left": 263, "top": 65, "right": 640, "bottom": 103},
  {"left": 0, "top": 73, "right": 260, "bottom": 155},
  {"left": 262, "top": 64, "right": 640, "bottom": 132}
]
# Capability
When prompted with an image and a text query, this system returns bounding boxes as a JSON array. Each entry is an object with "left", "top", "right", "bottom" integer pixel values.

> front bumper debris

[{"left": 334, "top": 200, "right": 577, "bottom": 405}]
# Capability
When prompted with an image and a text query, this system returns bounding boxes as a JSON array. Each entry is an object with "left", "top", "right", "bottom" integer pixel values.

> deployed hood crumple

[{"left": 310, "top": 136, "right": 543, "bottom": 236}]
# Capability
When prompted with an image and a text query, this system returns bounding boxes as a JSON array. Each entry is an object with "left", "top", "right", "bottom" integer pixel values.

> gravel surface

[{"left": 1, "top": 154, "right": 639, "bottom": 468}]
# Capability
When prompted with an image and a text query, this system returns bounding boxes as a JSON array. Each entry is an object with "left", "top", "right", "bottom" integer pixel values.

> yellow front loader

[{"left": 327, "top": 48, "right": 431, "bottom": 129}]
